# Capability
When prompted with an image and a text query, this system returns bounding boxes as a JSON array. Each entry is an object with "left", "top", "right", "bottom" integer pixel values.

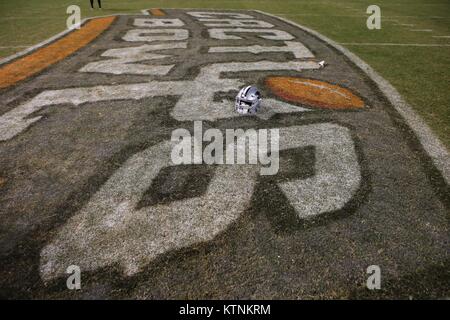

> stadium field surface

[
  {"left": 1, "top": 0, "right": 449, "bottom": 148},
  {"left": 0, "top": 4, "right": 448, "bottom": 299}
]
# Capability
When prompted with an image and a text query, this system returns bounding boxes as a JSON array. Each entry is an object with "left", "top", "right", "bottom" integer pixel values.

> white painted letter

[{"left": 366, "top": 5, "right": 381, "bottom": 30}]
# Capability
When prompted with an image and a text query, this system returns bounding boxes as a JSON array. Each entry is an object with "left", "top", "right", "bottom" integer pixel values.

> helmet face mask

[{"left": 235, "top": 86, "right": 261, "bottom": 114}]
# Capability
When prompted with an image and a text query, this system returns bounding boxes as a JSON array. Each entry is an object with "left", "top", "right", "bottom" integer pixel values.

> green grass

[{"left": 0, "top": 0, "right": 449, "bottom": 147}]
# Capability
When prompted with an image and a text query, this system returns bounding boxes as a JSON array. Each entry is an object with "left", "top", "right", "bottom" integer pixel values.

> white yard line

[
  {"left": 0, "top": 17, "right": 62, "bottom": 20},
  {"left": 432, "top": 35, "right": 450, "bottom": 38},
  {"left": 0, "top": 46, "right": 31, "bottom": 49},
  {"left": 409, "top": 29, "right": 433, "bottom": 32},
  {"left": 339, "top": 42, "right": 450, "bottom": 47},
  {"left": 279, "top": 14, "right": 366, "bottom": 17},
  {"left": 277, "top": 14, "right": 449, "bottom": 19}
]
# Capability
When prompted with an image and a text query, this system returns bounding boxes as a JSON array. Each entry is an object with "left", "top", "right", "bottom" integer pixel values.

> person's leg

[
  {"left": 98, "top": 0, "right": 102, "bottom": 9},
  {"left": 90, "top": 0, "right": 94, "bottom": 9}
]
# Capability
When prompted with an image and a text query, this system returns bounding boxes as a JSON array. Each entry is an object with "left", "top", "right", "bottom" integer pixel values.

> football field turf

[
  {"left": 0, "top": 2, "right": 448, "bottom": 299},
  {"left": 1, "top": 0, "right": 449, "bottom": 148}
]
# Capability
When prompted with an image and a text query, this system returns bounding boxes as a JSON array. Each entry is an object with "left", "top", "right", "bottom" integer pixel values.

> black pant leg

[
  {"left": 90, "top": 0, "right": 94, "bottom": 8},
  {"left": 98, "top": 0, "right": 102, "bottom": 8}
]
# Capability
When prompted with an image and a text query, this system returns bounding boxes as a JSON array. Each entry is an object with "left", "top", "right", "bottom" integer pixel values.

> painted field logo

[
  {"left": 0, "top": 9, "right": 447, "bottom": 293},
  {"left": 34, "top": 9, "right": 362, "bottom": 280},
  {"left": 171, "top": 121, "right": 280, "bottom": 175}
]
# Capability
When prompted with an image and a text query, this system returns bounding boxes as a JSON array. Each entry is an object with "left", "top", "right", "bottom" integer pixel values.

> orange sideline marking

[
  {"left": 148, "top": 9, "right": 166, "bottom": 16},
  {"left": 0, "top": 16, "right": 116, "bottom": 89},
  {"left": 265, "top": 76, "right": 365, "bottom": 110}
]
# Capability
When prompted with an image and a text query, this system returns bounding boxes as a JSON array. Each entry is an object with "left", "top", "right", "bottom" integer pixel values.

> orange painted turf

[
  {"left": 0, "top": 16, "right": 116, "bottom": 89},
  {"left": 265, "top": 77, "right": 365, "bottom": 110},
  {"left": 148, "top": 9, "right": 166, "bottom": 16}
]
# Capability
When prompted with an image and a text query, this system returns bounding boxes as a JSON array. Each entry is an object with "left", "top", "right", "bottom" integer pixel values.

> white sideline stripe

[
  {"left": 0, "top": 22, "right": 84, "bottom": 66},
  {"left": 410, "top": 29, "right": 433, "bottom": 32},
  {"left": 339, "top": 42, "right": 450, "bottom": 47},
  {"left": 255, "top": 10, "right": 450, "bottom": 184},
  {"left": 433, "top": 35, "right": 450, "bottom": 38}
]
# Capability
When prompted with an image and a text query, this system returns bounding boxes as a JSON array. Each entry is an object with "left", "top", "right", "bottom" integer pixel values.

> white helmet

[{"left": 235, "top": 86, "right": 262, "bottom": 115}]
